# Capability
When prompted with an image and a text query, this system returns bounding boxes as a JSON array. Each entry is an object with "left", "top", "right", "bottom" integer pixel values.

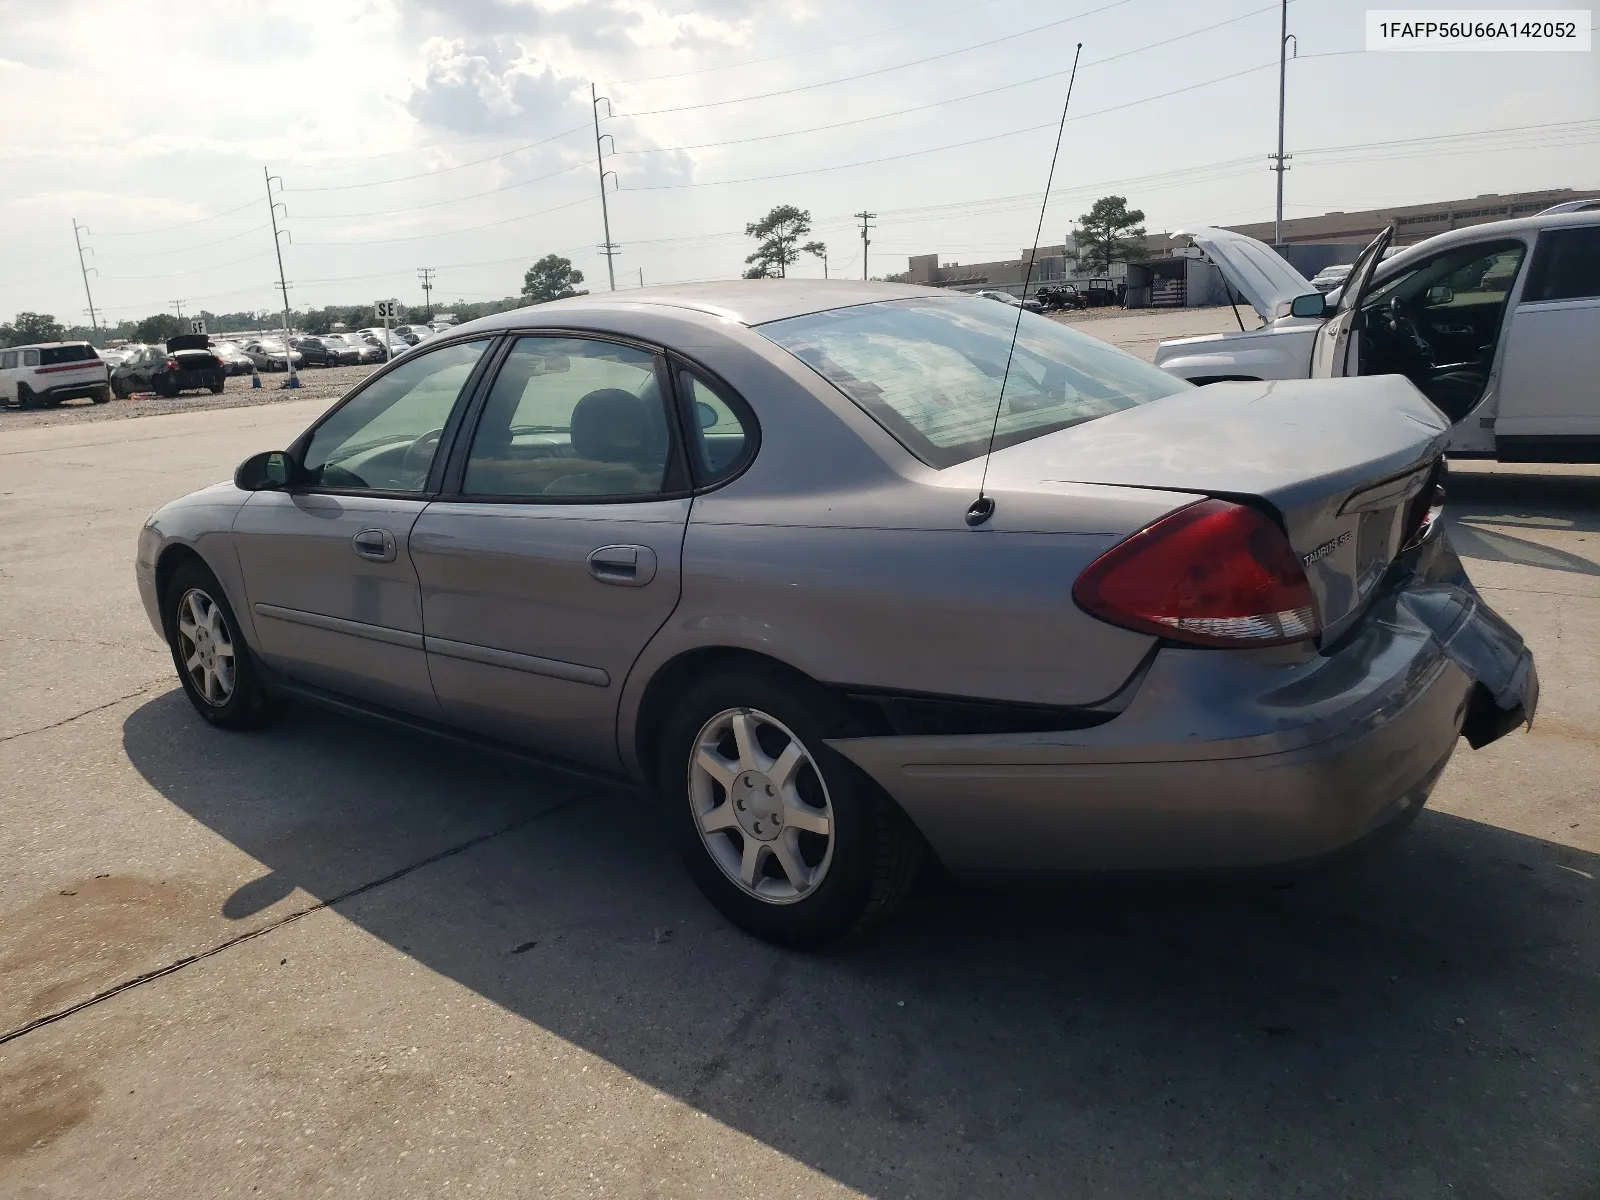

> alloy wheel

[
  {"left": 175, "top": 588, "right": 236, "bottom": 706},
  {"left": 687, "top": 707, "right": 835, "bottom": 904}
]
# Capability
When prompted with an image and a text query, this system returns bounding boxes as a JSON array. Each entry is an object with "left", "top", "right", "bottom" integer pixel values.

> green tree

[
  {"left": 802, "top": 240, "right": 828, "bottom": 277},
  {"left": 744, "top": 205, "right": 813, "bottom": 278},
  {"left": 0, "top": 312, "right": 66, "bottom": 347},
  {"left": 1068, "top": 196, "right": 1147, "bottom": 274},
  {"left": 134, "top": 313, "right": 184, "bottom": 343},
  {"left": 522, "top": 254, "right": 587, "bottom": 304}
]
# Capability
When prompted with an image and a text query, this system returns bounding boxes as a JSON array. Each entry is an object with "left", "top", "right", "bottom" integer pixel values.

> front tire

[
  {"left": 163, "top": 560, "right": 277, "bottom": 729},
  {"left": 209, "top": 380, "right": 225, "bottom": 394},
  {"left": 92, "top": 385, "right": 110, "bottom": 404},
  {"left": 658, "top": 667, "right": 925, "bottom": 948}
]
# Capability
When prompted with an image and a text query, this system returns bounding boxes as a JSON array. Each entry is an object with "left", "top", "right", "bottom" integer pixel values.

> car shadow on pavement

[{"left": 121, "top": 692, "right": 1600, "bottom": 1197}]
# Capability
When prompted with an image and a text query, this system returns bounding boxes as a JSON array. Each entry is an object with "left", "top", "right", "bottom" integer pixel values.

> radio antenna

[{"left": 967, "top": 41, "right": 1083, "bottom": 528}]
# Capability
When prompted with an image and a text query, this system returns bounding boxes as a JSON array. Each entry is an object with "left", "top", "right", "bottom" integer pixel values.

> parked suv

[{"left": 0, "top": 342, "right": 110, "bottom": 408}]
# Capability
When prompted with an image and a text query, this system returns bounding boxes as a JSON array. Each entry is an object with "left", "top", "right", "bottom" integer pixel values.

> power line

[
  {"left": 290, "top": 162, "right": 590, "bottom": 220},
  {"left": 91, "top": 224, "right": 273, "bottom": 260},
  {"left": 284, "top": 124, "right": 590, "bottom": 192},
  {"left": 96, "top": 198, "right": 262, "bottom": 238},
  {"left": 613, "top": 0, "right": 1140, "bottom": 118},
  {"left": 608, "top": 0, "right": 1008, "bottom": 84},
  {"left": 616, "top": 0, "right": 1292, "bottom": 161},
  {"left": 294, "top": 194, "right": 595, "bottom": 246}
]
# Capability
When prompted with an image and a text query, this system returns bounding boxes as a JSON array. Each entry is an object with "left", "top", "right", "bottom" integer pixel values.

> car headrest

[{"left": 569, "top": 389, "right": 665, "bottom": 464}]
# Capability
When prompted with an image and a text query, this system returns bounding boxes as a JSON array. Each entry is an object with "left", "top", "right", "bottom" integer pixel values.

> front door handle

[
  {"left": 352, "top": 528, "right": 397, "bottom": 563},
  {"left": 588, "top": 544, "right": 656, "bottom": 587}
]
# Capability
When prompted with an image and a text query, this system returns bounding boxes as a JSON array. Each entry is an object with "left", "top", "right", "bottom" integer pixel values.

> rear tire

[
  {"left": 92, "top": 385, "right": 110, "bottom": 404},
  {"left": 209, "top": 381, "right": 225, "bottom": 394},
  {"left": 16, "top": 384, "right": 38, "bottom": 410},
  {"left": 658, "top": 667, "right": 925, "bottom": 948}
]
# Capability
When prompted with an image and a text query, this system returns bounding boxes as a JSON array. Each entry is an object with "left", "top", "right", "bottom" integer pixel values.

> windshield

[{"left": 759, "top": 295, "right": 1189, "bottom": 468}]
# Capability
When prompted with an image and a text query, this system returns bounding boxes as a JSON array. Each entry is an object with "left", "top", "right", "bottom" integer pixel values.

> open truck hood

[
  {"left": 1172, "top": 226, "right": 1316, "bottom": 324},
  {"left": 984, "top": 376, "right": 1450, "bottom": 640}
]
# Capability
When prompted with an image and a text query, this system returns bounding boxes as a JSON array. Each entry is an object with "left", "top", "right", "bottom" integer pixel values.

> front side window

[
  {"left": 300, "top": 339, "right": 490, "bottom": 492},
  {"left": 759, "top": 295, "right": 1188, "bottom": 468},
  {"left": 22, "top": 350, "right": 39, "bottom": 367},
  {"left": 1523, "top": 226, "right": 1600, "bottom": 303},
  {"left": 1364, "top": 240, "right": 1527, "bottom": 313},
  {"left": 462, "top": 337, "right": 674, "bottom": 499}
]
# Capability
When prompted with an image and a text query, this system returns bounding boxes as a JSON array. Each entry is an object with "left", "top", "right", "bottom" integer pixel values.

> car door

[
  {"left": 1310, "top": 227, "right": 1392, "bottom": 378},
  {"left": 1496, "top": 223, "right": 1600, "bottom": 443},
  {"left": 230, "top": 337, "right": 495, "bottom": 716},
  {"left": 409, "top": 334, "right": 693, "bottom": 770}
]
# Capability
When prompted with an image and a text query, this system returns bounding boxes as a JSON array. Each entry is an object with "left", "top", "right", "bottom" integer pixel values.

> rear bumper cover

[{"left": 827, "top": 536, "right": 1537, "bottom": 878}]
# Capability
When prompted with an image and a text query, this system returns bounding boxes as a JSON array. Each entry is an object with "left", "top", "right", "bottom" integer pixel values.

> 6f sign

[{"left": 374, "top": 300, "right": 398, "bottom": 319}]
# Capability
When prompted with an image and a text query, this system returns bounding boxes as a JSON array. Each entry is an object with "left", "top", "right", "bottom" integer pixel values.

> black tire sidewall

[
  {"left": 658, "top": 669, "right": 883, "bottom": 948},
  {"left": 163, "top": 561, "right": 269, "bottom": 728}
]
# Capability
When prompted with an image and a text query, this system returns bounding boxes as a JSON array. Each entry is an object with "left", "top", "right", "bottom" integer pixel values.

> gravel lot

[{"left": 0, "top": 365, "right": 375, "bottom": 433}]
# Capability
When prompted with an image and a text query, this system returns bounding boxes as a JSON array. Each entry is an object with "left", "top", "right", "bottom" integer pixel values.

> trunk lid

[
  {"left": 165, "top": 334, "right": 210, "bottom": 353},
  {"left": 1172, "top": 226, "right": 1317, "bottom": 323},
  {"left": 982, "top": 376, "right": 1450, "bottom": 638}
]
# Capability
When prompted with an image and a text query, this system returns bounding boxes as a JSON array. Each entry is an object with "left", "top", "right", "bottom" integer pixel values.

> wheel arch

[{"left": 626, "top": 646, "right": 891, "bottom": 786}]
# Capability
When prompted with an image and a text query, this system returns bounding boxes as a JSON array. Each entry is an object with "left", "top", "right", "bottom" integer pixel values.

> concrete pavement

[{"left": 2, "top": 348, "right": 1597, "bottom": 1198}]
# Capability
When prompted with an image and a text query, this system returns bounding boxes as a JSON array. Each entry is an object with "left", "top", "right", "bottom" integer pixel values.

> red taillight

[
  {"left": 165, "top": 358, "right": 181, "bottom": 370},
  {"left": 1073, "top": 499, "right": 1319, "bottom": 648}
]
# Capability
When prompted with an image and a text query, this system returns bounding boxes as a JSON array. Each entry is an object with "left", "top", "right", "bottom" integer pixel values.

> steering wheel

[
  {"left": 399, "top": 427, "right": 444, "bottom": 482},
  {"left": 1385, "top": 296, "right": 1437, "bottom": 369}
]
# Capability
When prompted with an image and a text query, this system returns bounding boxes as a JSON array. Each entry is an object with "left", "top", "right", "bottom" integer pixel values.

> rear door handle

[
  {"left": 352, "top": 528, "right": 397, "bottom": 562},
  {"left": 588, "top": 545, "right": 656, "bottom": 587}
]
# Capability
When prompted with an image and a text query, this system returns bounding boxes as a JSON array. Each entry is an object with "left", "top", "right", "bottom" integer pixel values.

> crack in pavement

[
  {"left": 0, "top": 679, "right": 170, "bottom": 744},
  {"left": 0, "top": 795, "right": 585, "bottom": 1048}
]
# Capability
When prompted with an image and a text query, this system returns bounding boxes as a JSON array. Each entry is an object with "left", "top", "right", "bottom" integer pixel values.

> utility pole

[
  {"left": 854, "top": 212, "right": 876, "bottom": 280},
  {"left": 592, "top": 84, "right": 619, "bottom": 291},
  {"left": 171, "top": 299, "right": 185, "bottom": 319},
  {"left": 1270, "top": 0, "right": 1297, "bottom": 247},
  {"left": 638, "top": 268, "right": 644, "bottom": 289},
  {"left": 264, "top": 167, "right": 299, "bottom": 388},
  {"left": 71, "top": 220, "right": 100, "bottom": 335},
  {"left": 418, "top": 267, "right": 434, "bottom": 313}
]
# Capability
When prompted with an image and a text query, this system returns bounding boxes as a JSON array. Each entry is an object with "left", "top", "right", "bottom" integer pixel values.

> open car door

[{"left": 1310, "top": 227, "right": 1393, "bottom": 378}]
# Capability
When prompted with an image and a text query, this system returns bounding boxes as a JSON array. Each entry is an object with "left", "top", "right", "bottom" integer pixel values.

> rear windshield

[
  {"left": 759, "top": 295, "right": 1188, "bottom": 468},
  {"left": 40, "top": 344, "right": 98, "bottom": 365}
]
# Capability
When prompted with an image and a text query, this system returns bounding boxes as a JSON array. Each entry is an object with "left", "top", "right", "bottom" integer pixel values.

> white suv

[{"left": 0, "top": 341, "right": 111, "bottom": 409}]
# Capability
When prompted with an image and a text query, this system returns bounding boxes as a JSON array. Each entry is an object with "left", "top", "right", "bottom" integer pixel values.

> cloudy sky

[{"left": 1, "top": 0, "right": 1595, "bottom": 324}]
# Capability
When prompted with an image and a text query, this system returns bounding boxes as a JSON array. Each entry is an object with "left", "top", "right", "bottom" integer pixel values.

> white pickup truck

[
  {"left": 0, "top": 341, "right": 111, "bottom": 409},
  {"left": 1153, "top": 209, "right": 1600, "bottom": 463}
]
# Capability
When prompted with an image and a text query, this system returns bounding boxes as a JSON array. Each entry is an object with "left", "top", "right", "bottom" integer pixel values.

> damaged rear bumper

[{"left": 827, "top": 535, "right": 1536, "bottom": 879}]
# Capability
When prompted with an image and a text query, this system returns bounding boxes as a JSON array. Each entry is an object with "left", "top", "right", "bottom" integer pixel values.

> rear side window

[
  {"left": 22, "top": 350, "right": 39, "bottom": 367},
  {"left": 39, "top": 344, "right": 96, "bottom": 365},
  {"left": 677, "top": 368, "right": 755, "bottom": 485},
  {"left": 1523, "top": 226, "right": 1600, "bottom": 303}
]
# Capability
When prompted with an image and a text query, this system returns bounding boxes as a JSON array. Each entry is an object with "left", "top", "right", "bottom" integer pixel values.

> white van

[
  {"left": 0, "top": 342, "right": 111, "bottom": 408},
  {"left": 1154, "top": 211, "right": 1600, "bottom": 462}
]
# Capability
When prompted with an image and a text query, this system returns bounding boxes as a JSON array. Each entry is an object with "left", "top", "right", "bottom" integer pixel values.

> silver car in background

[{"left": 135, "top": 282, "right": 1538, "bottom": 947}]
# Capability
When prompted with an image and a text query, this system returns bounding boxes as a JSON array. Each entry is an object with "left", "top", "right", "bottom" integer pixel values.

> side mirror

[
  {"left": 1290, "top": 293, "right": 1328, "bottom": 319},
  {"left": 235, "top": 450, "right": 293, "bottom": 491},
  {"left": 695, "top": 400, "right": 719, "bottom": 429},
  {"left": 1425, "top": 285, "right": 1455, "bottom": 306}
]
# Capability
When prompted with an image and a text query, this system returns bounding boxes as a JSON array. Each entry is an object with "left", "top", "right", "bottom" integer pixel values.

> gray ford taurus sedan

[{"left": 136, "top": 281, "right": 1538, "bottom": 946}]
